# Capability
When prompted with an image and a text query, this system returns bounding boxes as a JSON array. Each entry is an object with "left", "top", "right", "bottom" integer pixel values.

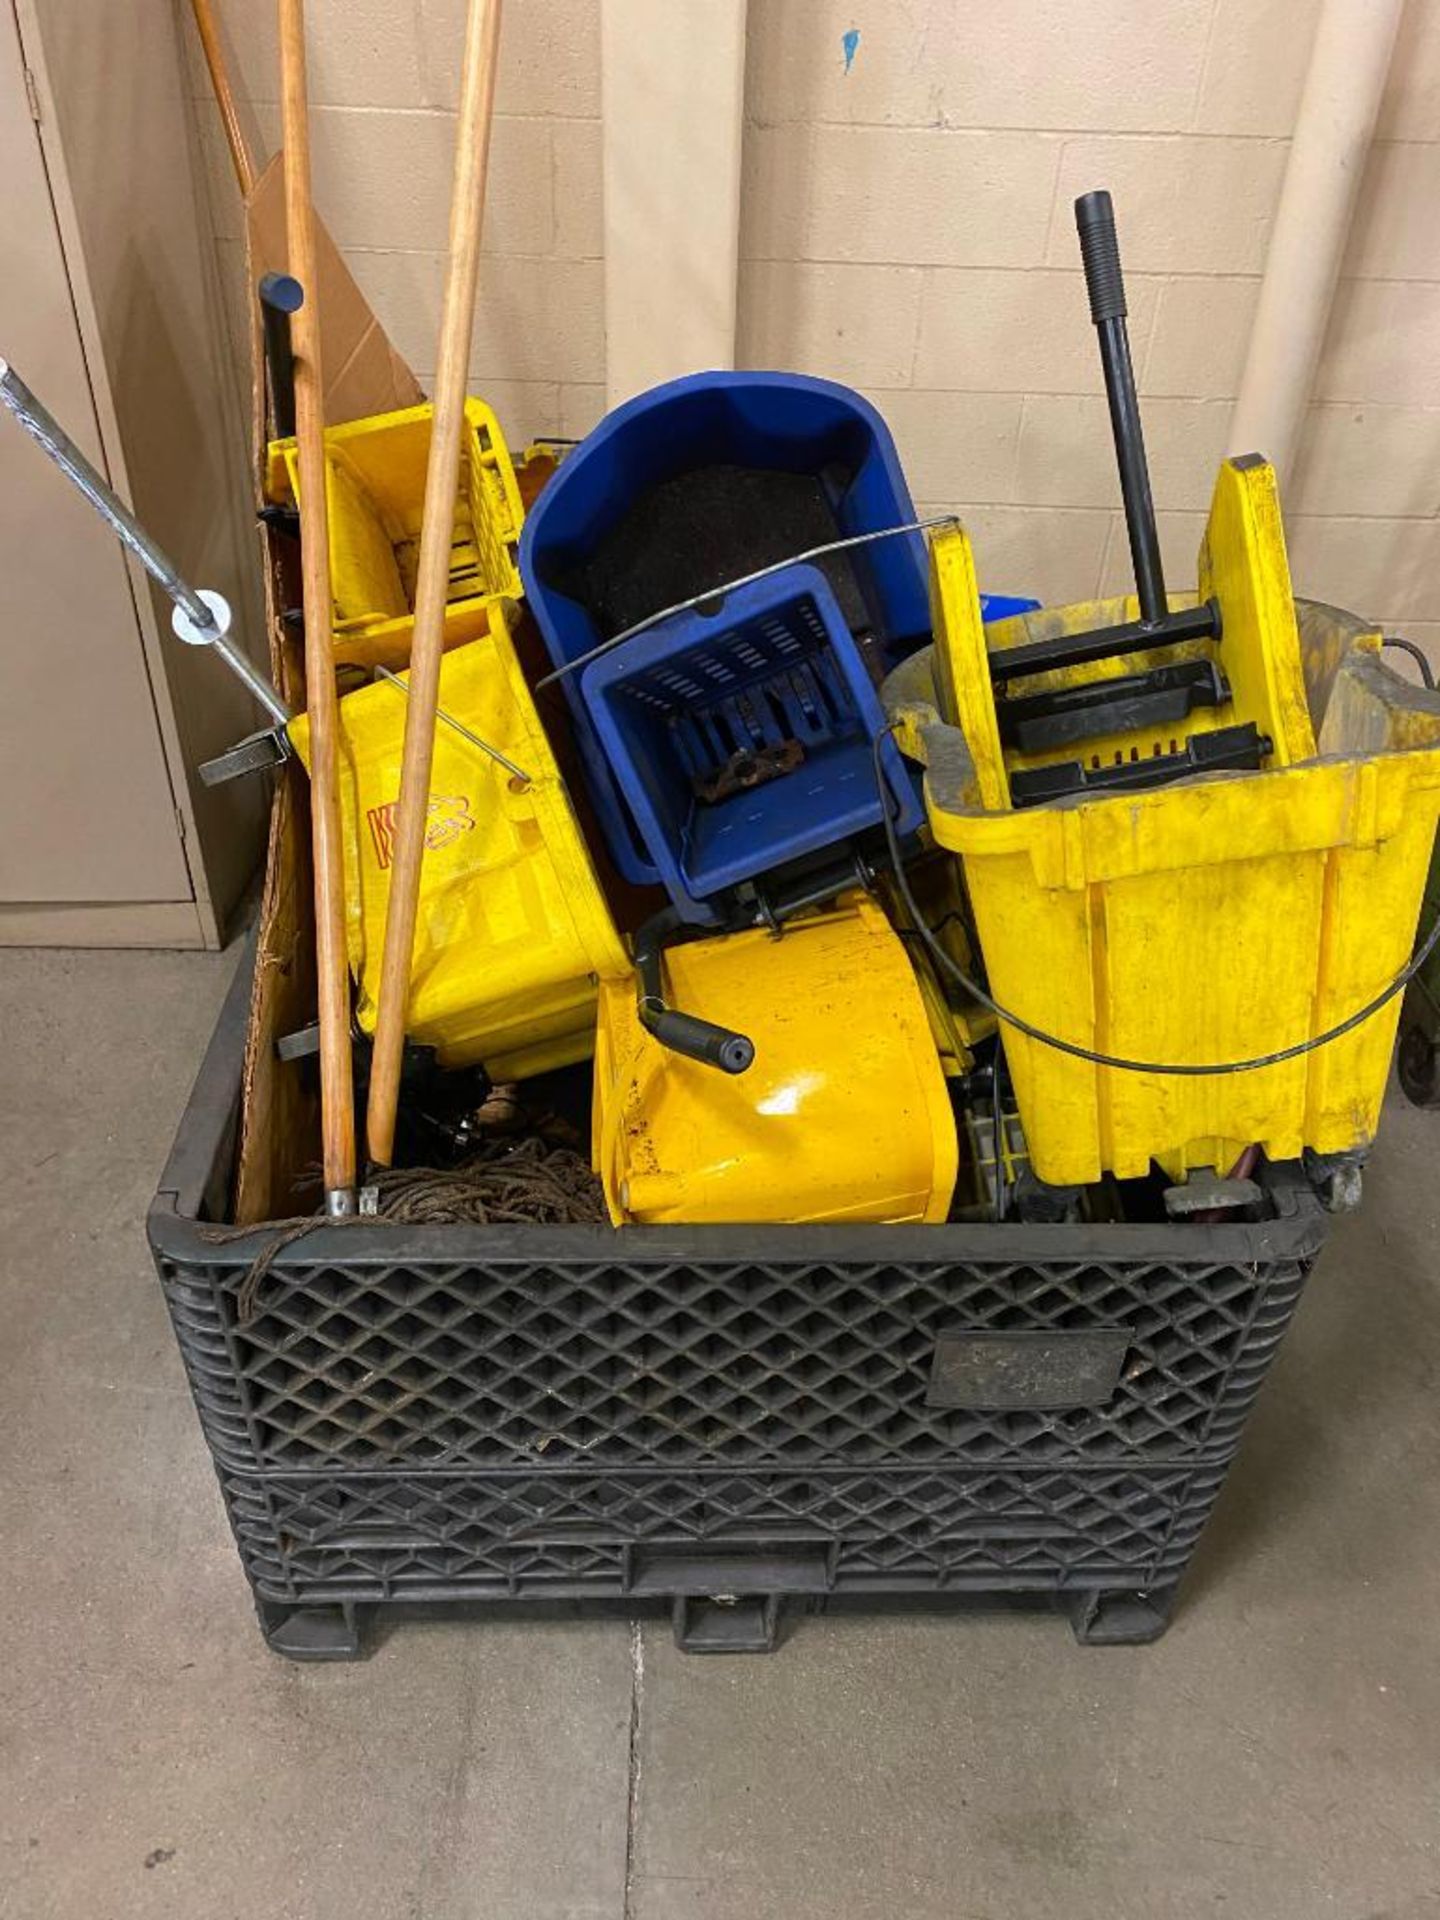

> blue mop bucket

[{"left": 519, "top": 371, "right": 932, "bottom": 891}]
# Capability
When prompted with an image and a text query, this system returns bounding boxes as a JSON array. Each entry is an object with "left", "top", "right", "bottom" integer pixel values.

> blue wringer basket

[{"left": 584, "top": 563, "right": 922, "bottom": 915}]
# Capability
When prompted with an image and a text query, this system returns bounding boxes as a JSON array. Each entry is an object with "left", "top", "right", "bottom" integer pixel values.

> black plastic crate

[{"left": 148, "top": 955, "right": 1327, "bottom": 1657}]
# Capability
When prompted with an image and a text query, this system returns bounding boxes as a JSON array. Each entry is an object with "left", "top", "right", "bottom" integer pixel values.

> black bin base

[{"left": 151, "top": 954, "right": 1326, "bottom": 1657}]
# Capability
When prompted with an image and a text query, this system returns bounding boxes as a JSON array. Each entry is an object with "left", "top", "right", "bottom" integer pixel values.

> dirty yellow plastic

[
  {"left": 879, "top": 855, "right": 995, "bottom": 1078},
  {"left": 267, "top": 398, "right": 524, "bottom": 670},
  {"left": 592, "top": 895, "right": 958, "bottom": 1225},
  {"left": 885, "top": 460, "right": 1440, "bottom": 1187},
  {"left": 290, "top": 604, "right": 630, "bottom": 1079}
]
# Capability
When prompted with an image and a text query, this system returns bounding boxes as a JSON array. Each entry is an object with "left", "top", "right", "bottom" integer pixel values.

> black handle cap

[
  {"left": 649, "top": 1008, "right": 755, "bottom": 1075},
  {"left": 1075, "top": 190, "right": 1126, "bottom": 324},
  {"left": 258, "top": 272, "right": 305, "bottom": 315}
]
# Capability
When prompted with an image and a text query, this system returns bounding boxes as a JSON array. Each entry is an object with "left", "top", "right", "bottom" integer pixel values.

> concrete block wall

[
  {"left": 183, "top": 0, "right": 607, "bottom": 448},
  {"left": 738, "top": 0, "right": 1440, "bottom": 656},
  {"left": 184, "top": 0, "right": 1440, "bottom": 655}
]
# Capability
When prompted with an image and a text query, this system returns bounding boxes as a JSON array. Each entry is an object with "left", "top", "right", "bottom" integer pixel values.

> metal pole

[
  {"left": 0, "top": 357, "right": 211, "bottom": 628},
  {"left": 0, "top": 357, "right": 291, "bottom": 728},
  {"left": 171, "top": 590, "right": 294, "bottom": 728},
  {"left": 0, "top": 353, "right": 293, "bottom": 725},
  {"left": 374, "top": 664, "right": 531, "bottom": 784}
]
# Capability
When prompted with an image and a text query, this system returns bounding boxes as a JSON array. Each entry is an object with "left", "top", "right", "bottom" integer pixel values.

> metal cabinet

[{"left": 0, "top": 0, "right": 265, "bottom": 947}]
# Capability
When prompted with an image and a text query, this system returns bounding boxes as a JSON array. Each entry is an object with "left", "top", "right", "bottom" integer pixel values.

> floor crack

[{"left": 622, "top": 1620, "right": 645, "bottom": 1920}]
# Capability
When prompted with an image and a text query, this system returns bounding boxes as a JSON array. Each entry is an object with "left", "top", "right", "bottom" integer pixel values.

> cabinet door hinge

[{"left": 23, "top": 67, "right": 42, "bottom": 125}]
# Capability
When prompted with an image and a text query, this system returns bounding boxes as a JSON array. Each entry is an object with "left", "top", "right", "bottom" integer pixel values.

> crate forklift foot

[
  {"left": 256, "top": 1597, "right": 365, "bottom": 1661},
  {"left": 1069, "top": 1586, "right": 1177, "bottom": 1646}
]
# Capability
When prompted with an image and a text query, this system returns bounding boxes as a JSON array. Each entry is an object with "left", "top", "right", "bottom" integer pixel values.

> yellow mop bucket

[
  {"left": 592, "top": 894, "right": 958, "bottom": 1225},
  {"left": 266, "top": 397, "right": 524, "bottom": 670},
  {"left": 885, "top": 457, "right": 1440, "bottom": 1188},
  {"left": 291, "top": 602, "right": 630, "bottom": 1079}
]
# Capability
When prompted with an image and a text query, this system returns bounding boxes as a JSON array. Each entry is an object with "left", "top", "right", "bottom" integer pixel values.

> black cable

[
  {"left": 991, "top": 1040, "right": 1008, "bottom": 1221},
  {"left": 893, "top": 910, "right": 969, "bottom": 947},
  {"left": 875, "top": 729, "right": 1440, "bottom": 1078},
  {"left": 1383, "top": 635, "right": 1435, "bottom": 691}
]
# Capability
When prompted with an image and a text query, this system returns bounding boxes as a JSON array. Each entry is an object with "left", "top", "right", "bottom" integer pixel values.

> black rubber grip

[
  {"left": 258, "top": 275, "right": 304, "bottom": 442},
  {"left": 1075, "top": 190, "right": 1126, "bottom": 323},
  {"left": 647, "top": 1009, "right": 755, "bottom": 1075}
]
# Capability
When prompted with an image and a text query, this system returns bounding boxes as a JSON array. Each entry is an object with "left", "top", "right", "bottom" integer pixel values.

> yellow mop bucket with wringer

[
  {"left": 266, "top": 396, "right": 523, "bottom": 670},
  {"left": 887, "top": 470, "right": 1440, "bottom": 1189},
  {"left": 883, "top": 190, "right": 1440, "bottom": 1193}
]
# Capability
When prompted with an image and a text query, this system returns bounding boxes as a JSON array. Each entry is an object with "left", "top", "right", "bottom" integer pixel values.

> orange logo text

[{"left": 366, "top": 793, "right": 476, "bottom": 870}]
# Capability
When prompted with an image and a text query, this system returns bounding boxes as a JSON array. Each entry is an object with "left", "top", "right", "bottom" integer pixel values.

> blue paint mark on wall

[{"left": 842, "top": 27, "right": 860, "bottom": 74}]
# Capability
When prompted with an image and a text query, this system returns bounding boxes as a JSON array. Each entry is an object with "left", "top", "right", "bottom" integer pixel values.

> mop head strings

[{"left": 201, "top": 1135, "right": 607, "bottom": 1323}]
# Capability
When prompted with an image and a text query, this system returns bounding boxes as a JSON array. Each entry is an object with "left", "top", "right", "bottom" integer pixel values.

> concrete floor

[{"left": 2, "top": 943, "right": 1439, "bottom": 1920}]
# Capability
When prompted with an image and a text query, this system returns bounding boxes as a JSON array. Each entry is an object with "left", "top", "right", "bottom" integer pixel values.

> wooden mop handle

[
  {"left": 365, "top": 0, "right": 504, "bottom": 1170},
  {"left": 279, "top": 0, "right": 357, "bottom": 1214},
  {"left": 189, "top": 0, "right": 258, "bottom": 195}
]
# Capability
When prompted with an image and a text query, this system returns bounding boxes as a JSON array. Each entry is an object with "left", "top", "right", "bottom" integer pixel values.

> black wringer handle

[{"left": 1074, "top": 190, "right": 1167, "bottom": 627}]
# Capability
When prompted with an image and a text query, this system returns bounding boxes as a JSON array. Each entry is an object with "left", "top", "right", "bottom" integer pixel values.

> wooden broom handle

[
  {"left": 189, "top": 0, "right": 258, "bottom": 195},
  {"left": 279, "top": 0, "right": 357, "bottom": 1213},
  {"left": 364, "top": 0, "right": 503, "bottom": 1169}
]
